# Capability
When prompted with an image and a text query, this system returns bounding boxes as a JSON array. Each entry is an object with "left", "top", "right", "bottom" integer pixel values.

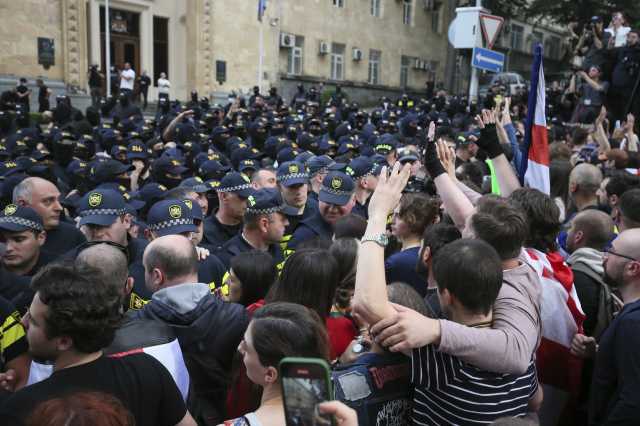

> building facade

[{"left": 0, "top": 0, "right": 454, "bottom": 107}]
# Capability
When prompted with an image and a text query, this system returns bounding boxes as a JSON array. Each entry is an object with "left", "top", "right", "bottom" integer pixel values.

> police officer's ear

[
  {"left": 124, "top": 277, "right": 134, "bottom": 295},
  {"left": 420, "top": 246, "right": 431, "bottom": 266},
  {"left": 15, "top": 198, "right": 28, "bottom": 208},
  {"left": 36, "top": 230, "right": 46, "bottom": 247},
  {"left": 258, "top": 216, "right": 270, "bottom": 234},
  {"left": 122, "top": 213, "right": 133, "bottom": 230}
]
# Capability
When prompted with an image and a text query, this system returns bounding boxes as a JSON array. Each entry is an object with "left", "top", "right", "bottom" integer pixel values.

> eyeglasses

[
  {"left": 604, "top": 247, "right": 638, "bottom": 262},
  {"left": 77, "top": 240, "right": 130, "bottom": 263}
]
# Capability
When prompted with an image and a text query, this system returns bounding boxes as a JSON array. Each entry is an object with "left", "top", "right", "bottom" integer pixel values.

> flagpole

[{"left": 105, "top": 0, "right": 111, "bottom": 96}]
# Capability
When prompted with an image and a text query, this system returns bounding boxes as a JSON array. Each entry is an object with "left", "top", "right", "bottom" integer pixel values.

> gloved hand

[{"left": 475, "top": 109, "right": 504, "bottom": 159}]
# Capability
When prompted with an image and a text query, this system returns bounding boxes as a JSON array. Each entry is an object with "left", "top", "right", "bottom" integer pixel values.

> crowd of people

[{"left": 0, "top": 13, "right": 639, "bottom": 425}]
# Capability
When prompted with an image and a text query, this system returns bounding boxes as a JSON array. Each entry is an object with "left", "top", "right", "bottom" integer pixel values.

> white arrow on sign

[
  {"left": 479, "top": 14, "right": 504, "bottom": 49},
  {"left": 475, "top": 52, "right": 503, "bottom": 67}
]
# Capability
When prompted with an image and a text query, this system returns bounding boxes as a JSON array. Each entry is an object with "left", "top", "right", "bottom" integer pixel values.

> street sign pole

[{"left": 468, "top": 0, "right": 482, "bottom": 104}]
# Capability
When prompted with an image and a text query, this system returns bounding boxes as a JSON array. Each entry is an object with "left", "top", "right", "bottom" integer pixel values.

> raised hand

[{"left": 367, "top": 162, "right": 411, "bottom": 221}]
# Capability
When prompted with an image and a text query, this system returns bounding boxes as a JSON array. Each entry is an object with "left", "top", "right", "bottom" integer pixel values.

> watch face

[{"left": 352, "top": 343, "right": 364, "bottom": 354}]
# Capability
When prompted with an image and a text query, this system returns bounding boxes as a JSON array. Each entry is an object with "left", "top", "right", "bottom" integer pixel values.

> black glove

[
  {"left": 477, "top": 123, "right": 504, "bottom": 159},
  {"left": 423, "top": 138, "right": 446, "bottom": 179}
]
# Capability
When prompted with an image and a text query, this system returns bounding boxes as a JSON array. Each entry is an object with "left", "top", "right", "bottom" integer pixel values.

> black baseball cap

[
  {"left": 78, "top": 189, "right": 127, "bottom": 226},
  {"left": 0, "top": 204, "right": 44, "bottom": 232},
  {"left": 153, "top": 156, "right": 188, "bottom": 176},
  {"left": 319, "top": 171, "right": 355, "bottom": 206},
  {"left": 217, "top": 172, "right": 255, "bottom": 198},
  {"left": 277, "top": 161, "right": 308, "bottom": 187},
  {"left": 346, "top": 156, "right": 381, "bottom": 179},
  {"left": 306, "top": 155, "right": 334, "bottom": 176},
  {"left": 180, "top": 177, "right": 209, "bottom": 193},
  {"left": 147, "top": 199, "right": 197, "bottom": 237},
  {"left": 246, "top": 188, "right": 286, "bottom": 215},
  {"left": 93, "top": 159, "right": 134, "bottom": 183}
]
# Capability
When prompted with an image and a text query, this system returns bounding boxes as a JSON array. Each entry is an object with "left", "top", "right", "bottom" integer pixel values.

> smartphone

[{"left": 280, "top": 357, "right": 334, "bottom": 426}]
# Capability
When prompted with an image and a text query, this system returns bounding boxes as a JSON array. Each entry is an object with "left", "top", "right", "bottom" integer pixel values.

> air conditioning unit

[
  {"left": 352, "top": 48, "right": 363, "bottom": 61},
  {"left": 280, "top": 33, "right": 295, "bottom": 48},
  {"left": 319, "top": 41, "right": 329, "bottom": 55}
]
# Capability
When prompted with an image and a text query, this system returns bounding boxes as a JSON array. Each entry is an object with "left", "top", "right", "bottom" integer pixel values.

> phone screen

[{"left": 280, "top": 359, "right": 333, "bottom": 426}]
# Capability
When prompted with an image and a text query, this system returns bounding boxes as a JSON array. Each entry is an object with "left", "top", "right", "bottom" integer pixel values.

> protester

[
  {"left": 223, "top": 251, "right": 277, "bottom": 307},
  {"left": 0, "top": 262, "right": 196, "bottom": 426},
  {"left": 158, "top": 72, "right": 171, "bottom": 101},
  {"left": 119, "top": 63, "right": 135, "bottom": 99},
  {"left": 136, "top": 235, "right": 248, "bottom": 424},
  {"left": 225, "top": 302, "right": 329, "bottom": 425}
]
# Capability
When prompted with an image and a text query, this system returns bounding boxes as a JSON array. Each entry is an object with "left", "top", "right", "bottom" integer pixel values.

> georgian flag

[{"left": 518, "top": 44, "right": 550, "bottom": 195}]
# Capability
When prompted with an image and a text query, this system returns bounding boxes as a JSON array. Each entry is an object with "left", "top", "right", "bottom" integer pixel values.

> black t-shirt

[
  {"left": 16, "top": 85, "right": 29, "bottom": 105},
  {"left": 0, "top": 353, "right": 187, "bottom": 426}
]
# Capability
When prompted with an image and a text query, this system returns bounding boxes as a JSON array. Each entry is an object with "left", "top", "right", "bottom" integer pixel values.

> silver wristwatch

[{"left": 361, "top": 233, "right": 389, "bottom": 247}]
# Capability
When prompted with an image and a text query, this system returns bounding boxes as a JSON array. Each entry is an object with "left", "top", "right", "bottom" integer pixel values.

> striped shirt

[{"left": 411, "top": 344, "right": 538, "bottom": 425}]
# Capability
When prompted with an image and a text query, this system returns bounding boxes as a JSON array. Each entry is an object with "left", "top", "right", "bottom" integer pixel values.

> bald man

[
  {"left": 75, "top": 244, "right": 190, "bottom": 401},
  {"left": 13, "top": 177, "right": 86, "bottom": 254},
  {"left": 568, "top": 164, "right": 604, "bottom": 214},
  {"left": 134, "top": 235, "right": 248, "bottom": 424},
  {"left": 589, "top": 229, "right": 640, "bottom": 424},
  {"left": 567, "top": 209, "right": 617, "bottom": 336}
]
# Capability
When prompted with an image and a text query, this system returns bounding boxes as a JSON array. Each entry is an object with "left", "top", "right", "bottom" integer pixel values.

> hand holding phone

[{"left": 280, "top": 357, "right": 334, "bottom": 426}]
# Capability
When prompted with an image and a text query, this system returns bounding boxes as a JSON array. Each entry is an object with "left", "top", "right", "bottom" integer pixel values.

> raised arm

[
  {"left": 422, "top": 122, "right": 474, "bottom": 229},
  {"left": 352, "top": 162, "right": 411, "bottom": 325},
  {"left": 475, "top": 109, "right": 521, "bottom": 197},
  {"left": 625, "top": 114, "right": 638, "bottom": 152},
  {"left": 162, "top": 110, "right": 194, "bottom": 142},
  {"left": 593, "top": 106, "right": 612, "bottom": 153}
]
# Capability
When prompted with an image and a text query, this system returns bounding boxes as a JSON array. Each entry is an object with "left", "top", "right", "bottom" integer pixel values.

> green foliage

[{"left": 484, "top": 0, "right": 638, "bottom": 27}]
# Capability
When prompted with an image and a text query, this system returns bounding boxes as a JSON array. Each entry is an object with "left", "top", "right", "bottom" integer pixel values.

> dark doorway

[{"left": 100, "top": 7, "right": 141, "bottom": 76}]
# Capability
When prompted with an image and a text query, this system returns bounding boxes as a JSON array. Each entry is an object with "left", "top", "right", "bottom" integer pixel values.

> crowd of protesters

[{"left": 0, "top": 12, "right": 638, "bottom": 426}]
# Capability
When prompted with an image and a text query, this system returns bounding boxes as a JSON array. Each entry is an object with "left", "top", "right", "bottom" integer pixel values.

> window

[
  {"left": 531, "top": 30, "right": 543, "bottom": 53},
  {"left": 287, "top": 36, "right": 304, "bottom": 75},
  {"left": 431, "top": 6, "right": 441, "bottom": 33},
  {"left": 330, "top": 43, "right": 345, "bottom": 80},
  {"left": 545, "top": 35, "right": 561, "bottom": 60},
  {"left": 510, "top": 24, "right": 524, "bottom": 51},
  {"left": 153, "top": 16, "right": 168, "bottom": 87},
  {"left": 371, "top": 0, "right": 381, "bottom": 17},
  {"left": 402, "top": 0, "right": 412, "bottom": 25},
  {"left": 368, "top": 50, "right": 381, "bottom": 85},
  {"left": 333, "top": 0, "right": 344, "bottom": 7},
  {"left": 400, "top": 55, "right": 410, "bottom": 88}
]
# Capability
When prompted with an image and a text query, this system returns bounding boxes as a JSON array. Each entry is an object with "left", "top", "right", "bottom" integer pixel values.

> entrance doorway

[{"left": 100, "top": 7, "right": 140, "bottom": 95}]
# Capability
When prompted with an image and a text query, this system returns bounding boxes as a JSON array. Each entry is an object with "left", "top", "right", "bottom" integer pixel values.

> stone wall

[{"left": 0, "top": 0, "right": 65, "bottom": 81}]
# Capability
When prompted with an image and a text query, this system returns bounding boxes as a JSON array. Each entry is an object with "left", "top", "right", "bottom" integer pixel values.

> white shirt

[
  {"left": 120, "top": 68, "right": 135, "bottom": 90},
  {"left": 605, "top": 26, "right": 630, "bottom": 48},
  {"left": 158, "top": 78, "right": 171, "bottom": 94}
]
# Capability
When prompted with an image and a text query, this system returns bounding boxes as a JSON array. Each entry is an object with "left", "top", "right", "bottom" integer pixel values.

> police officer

[
  {"left": 201, "top": 171, "right": 254, "bottom": 249},
  {"left": 215, "top": 188, "right": 287, "bottom": 271},
  {"left": 277, "top": 161, "right": 318, "bottom": 238},
  {"left": 75, "top": 189, "right": 149, "bottom": 305},
  {"left": 288, "top": 171, "right": 356, "bottom": 250},
  {"left": 305, "top": 155, "right": 334, "bottom": 202},
  {"left": 0, "top": 204, "right": 53, "bottom": 313}
]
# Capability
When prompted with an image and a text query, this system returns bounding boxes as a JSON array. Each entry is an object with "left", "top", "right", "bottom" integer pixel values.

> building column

[
  {"left": 89, "top": 0, "right": 101, "bottom": 69},
  {"left": 139, "top": 7, "right": 153, "bottom": 96}
]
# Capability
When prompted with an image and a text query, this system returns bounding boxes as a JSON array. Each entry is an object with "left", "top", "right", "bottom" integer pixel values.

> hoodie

[
  {"left": 133, "top": 283, "right": 249, "bottom": 423},
  {"left": 567, "top": 247, "right": 604, "bottom": 336}
]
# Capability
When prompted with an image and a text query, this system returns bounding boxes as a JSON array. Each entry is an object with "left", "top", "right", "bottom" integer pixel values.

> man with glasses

[{"left": 588, "top": 229, "right": 640, "bottom": 424}]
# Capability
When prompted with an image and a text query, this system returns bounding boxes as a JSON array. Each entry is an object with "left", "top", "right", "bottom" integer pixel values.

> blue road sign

[{"left": 472, "top": 47, "right": 505, "bottom": 73}]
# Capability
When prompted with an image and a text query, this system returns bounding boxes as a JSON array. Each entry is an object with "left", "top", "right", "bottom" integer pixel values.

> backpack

[{"left": 571, "top": 262, "right": 623, "bottom": 340}]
